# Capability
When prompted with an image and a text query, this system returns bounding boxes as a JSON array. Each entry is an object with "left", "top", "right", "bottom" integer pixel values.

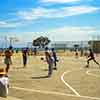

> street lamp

[{"left": 9, "top": 37, "right": 19, "bottom": 48}]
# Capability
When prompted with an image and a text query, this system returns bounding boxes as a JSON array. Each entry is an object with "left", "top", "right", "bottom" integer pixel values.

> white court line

[
  {"left": 0, "top": 96, "right": 23, "bottom": 100},
  {"left": 61, "top": 71, "right": 80, "bottom": 96},
  {"left": 11, "top": 86, "right": 100, "bottom": 100},
  {"left": 86, "top": 70, "right": 100, "bottom": 78}
]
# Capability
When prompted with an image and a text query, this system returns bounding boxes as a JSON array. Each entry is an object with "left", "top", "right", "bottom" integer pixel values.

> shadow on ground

[{"left": 31, "top": 75, "right": 49, "bottom": 79}]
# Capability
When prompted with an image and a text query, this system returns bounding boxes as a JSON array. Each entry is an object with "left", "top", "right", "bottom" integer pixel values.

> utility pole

[{"left": 5, "top": 36, "right": 8, "bottom": 49}]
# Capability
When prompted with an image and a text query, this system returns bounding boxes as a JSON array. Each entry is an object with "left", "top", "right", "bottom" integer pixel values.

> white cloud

[
  {"left": 40, "top": 0, "right": 81, "bottom": 3},
  {"left": 17, "top": 32, "right": 49, "bottom": 42},
  {"left": 17, "top": 6, "right": 99, "bottom": 21},
  {"left": 0, "top": 21, "right": 21, "bottom": 28},
  {"left": 17, "top": 8, "right": 45, "bottom": 21},
  {"left": 48, "top": 26, "right": 97, "bottom": 41},
  {"left": 6, "top": 26, "right": 99, "bottom": 41},
  {"left": 40, "top": 0, "right": 95, "bottom": 4}
]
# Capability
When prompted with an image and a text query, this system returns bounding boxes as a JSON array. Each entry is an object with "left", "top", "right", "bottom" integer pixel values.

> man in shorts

[
  {"left": 51, "top": 48, "right": 58, "bottom": 70},
  {"left": 4, "top": 49, "right": 12, "bottom": 73},
  {"left": 22, "top": 48, "right": 28, "bottom": 67},
  {"left": 86, "top": 49, "right": 100, "bottom": 68}
]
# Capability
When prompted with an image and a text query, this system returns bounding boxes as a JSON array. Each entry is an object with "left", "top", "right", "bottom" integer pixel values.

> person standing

[
  {"left": 0, "top": 68, "right": 9, "bottom": 98},
  {"left": 4, "top": 49, "right": 12, "bottom": 73},
  {"left": 45, "top": 47, "right": 53, "bottom": 77},
  {"left": 75, "top": 50, "right": 78, "bottom": 59},
  {"left": 86, "top": 49, "right": 100, "bottom": 68},
  {"left": 33, "top": 48, "right": 37, "bottom": 56},
  {"left": 22, "top": 48, "right": 28, "bottom": 67},
  {"left": 51, "top": 48, "right": 58, "bottom": 70}
]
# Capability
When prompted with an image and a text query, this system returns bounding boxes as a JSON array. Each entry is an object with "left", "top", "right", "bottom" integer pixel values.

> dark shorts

[{"left": 4, "top": 58, "right": 10, "bottom": 65}]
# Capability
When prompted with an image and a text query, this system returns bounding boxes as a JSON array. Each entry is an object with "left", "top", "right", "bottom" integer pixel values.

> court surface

[{"left": 0, "top": 53, "right": 100, "bottom": 100}]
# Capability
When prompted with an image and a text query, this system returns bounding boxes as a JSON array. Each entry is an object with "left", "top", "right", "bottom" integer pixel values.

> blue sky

[{"left": 0, "top": 0, "right": 100, "bottom": 43}]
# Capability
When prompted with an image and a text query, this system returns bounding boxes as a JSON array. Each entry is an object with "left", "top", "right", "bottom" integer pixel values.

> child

[
  {"left": 0, "top": 68, "right": 9, "bottom": 98},
  {"left": 86, "top": 49, "right": 100, "bottom": 68}
]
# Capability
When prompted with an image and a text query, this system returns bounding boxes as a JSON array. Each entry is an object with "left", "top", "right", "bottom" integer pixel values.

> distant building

[
  {"left": 26, "top": 41, "right": 89, "bottom": 50},
  {"left": 88, "top": 41, "right": 100, "bottom": 53},
  {"left": 50, "top": 41, "right": 89, "bottom": 50}
]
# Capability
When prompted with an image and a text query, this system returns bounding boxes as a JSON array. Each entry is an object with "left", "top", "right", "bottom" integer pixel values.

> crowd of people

[
  {"left": 0, "top": 46, "right": 100, "bottom": 98},
  {"left": 0, "top": 46, "right": 59, "bottom": 98}
]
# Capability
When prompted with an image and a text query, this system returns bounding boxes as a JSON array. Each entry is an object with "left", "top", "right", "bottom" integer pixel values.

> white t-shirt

[
  {"left": 51, "top": 57, "right": 55, "bottom": 62},
  {"left": 0, "top": 77, "right": 9, "bottom": 97}
]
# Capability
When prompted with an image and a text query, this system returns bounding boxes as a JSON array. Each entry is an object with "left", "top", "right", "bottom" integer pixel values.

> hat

[{"left": 0, "top": 68, "right": 6, "bottom": 75}]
